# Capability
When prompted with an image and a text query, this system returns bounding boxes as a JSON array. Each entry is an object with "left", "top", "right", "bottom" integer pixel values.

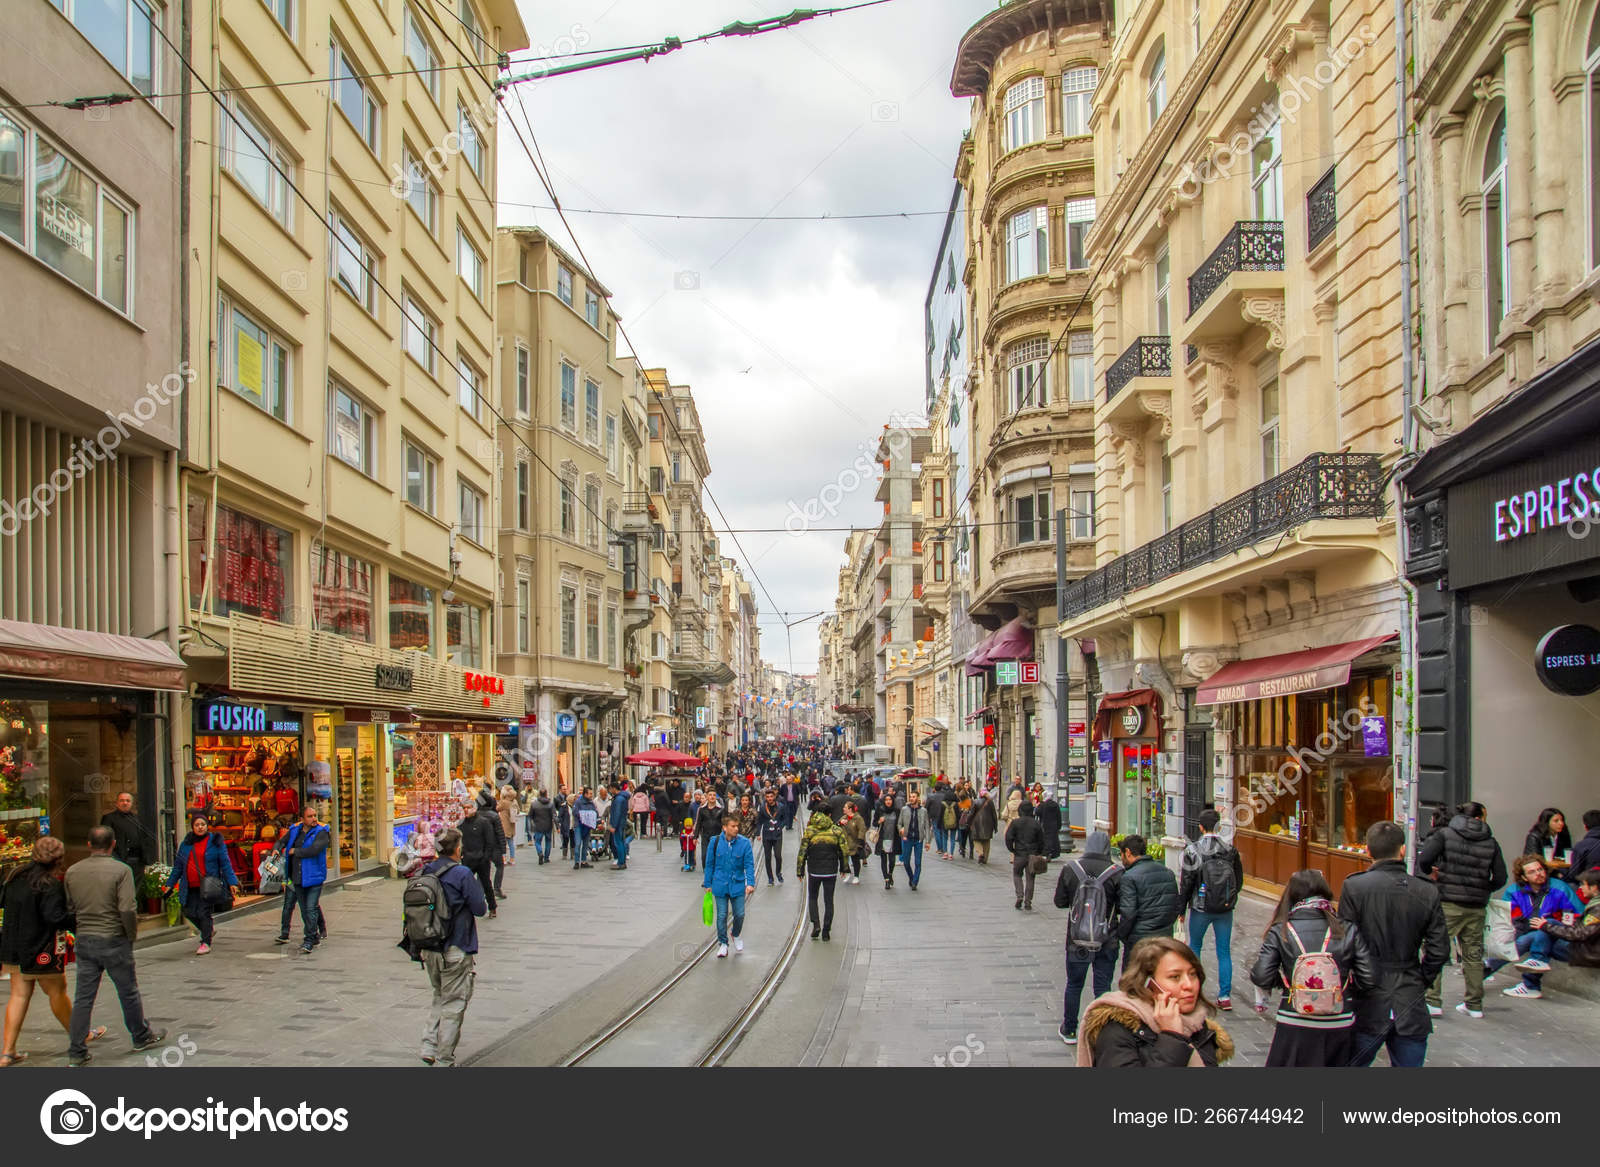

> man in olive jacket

[
  {"left": 1340, "top": 821, "right": 1449, "bottom": 1067},
  {"left": 1416, "top": 800, "right": 1506, "bottom": 1018}
]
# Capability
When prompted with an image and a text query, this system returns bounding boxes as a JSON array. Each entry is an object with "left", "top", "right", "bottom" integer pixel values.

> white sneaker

[
  {"left": 716, "top": 944, "right": 728, "bottom": 958},
  {"left": 1514, "top": 957, "right": 1552, "bottom": 973},
  {"left": 734, "top": 938, "right": 744, "bottom": 953},
  {"left": 1455, "top": 1002, "right": 1484, "bottom": 1019},
  {"left": 1503, "top": 983, "right": 1542, "bottom": 998},
  {"left": 1426, "top": 1004, "right": 1443, "bottom": 1017}
]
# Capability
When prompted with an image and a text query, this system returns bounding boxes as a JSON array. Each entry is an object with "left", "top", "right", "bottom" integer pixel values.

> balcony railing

[
  {"left": 622, "top": 491, "right": 651, "bottom": 514},
  {"left": 1307, "top": 167, "right": 1336, "bottom": 251},
  {"left": 1187, "top": 220, "right": 1285, "bottom": 317},
  {"left": 1059, "top": 452, "right": 1386, "bottom": 619},
  {"left": 1106, "top": 336, "right": 1172, "bottom": 401}
]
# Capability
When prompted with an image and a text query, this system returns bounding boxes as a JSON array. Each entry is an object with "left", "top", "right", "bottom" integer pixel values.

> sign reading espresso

[{"left": 1535, "top": 624, "right": 1600, "bottom": 696}]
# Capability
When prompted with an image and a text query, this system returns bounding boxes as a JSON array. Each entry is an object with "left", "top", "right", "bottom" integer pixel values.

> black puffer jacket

[
  {"left": 0, "top": 868, "right": 73, "bottom": 969},
  {"left": 1416, "top": 815, "right": 1507, "bottom": 907},
  {"left": 1337, "top": 859, "right": 1449, "bottom": 1038},
  {"left": 1117, "top": 856, "right": 1181, "bottom": 943}
]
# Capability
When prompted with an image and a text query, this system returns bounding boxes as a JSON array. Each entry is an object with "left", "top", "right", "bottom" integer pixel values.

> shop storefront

[
  {"left": 1091, "top": 690, "right": 1165, "bottom": 839},
  {"left": 190, "top": 699, "right": 307, "bottom": 896},
  {"left": 1195, "top": 636, "right": 1398, "bottom": 895},
  {"left": 0, "top": 623, "right": 185, "bottom": 890},
  {"left": 1404, "top": 338, "right": 1600, "bottom": 841}
]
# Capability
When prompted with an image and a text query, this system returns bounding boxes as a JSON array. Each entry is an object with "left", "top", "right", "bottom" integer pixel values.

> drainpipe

[{"left": 167, "top": 0, "right": 193, "bottom": 863}]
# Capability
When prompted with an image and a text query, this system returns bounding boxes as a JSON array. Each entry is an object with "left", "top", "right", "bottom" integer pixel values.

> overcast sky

[{"left": 497, "top": 0, "right": 990, "bottom": 673}]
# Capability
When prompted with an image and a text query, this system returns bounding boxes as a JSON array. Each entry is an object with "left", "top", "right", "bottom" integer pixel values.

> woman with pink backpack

[{"left": 1248, "top": 870, "right": 1377, "bottom": 1066}]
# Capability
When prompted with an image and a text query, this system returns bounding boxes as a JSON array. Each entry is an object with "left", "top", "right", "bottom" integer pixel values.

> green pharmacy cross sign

[{"left": 995, "top": 661, "right": 1019, "bottom": 685}]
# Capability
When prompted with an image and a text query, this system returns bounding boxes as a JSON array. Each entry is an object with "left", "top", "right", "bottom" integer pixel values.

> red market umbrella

[{"left": 624, "top": 748, "right": 706, "bottom": 768}]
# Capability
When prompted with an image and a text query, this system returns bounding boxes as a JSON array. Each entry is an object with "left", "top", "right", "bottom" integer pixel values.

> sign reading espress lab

[{"left": 1535, "top": 624, "right": 1600, "bottom": 696}]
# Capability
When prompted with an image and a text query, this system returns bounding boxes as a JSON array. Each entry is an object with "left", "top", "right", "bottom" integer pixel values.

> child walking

[{"left": 680, "top": 817, "right": 697, "bottom": 872}]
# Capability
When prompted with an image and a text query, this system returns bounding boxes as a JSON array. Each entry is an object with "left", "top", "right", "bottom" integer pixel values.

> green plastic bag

[{"left": 702, "top": 890, "right": 714, "bottom": 927}]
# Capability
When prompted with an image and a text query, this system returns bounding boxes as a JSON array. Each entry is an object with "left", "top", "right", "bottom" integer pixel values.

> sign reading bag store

[
  {"left": 195, "top": 700, "right": 302, "bottom": 735},
  {"left": 1447, "top": 433, "right": 1600, "bottom": 590}
]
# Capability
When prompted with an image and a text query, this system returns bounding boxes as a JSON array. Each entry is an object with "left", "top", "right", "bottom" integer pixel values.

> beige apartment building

[
  {"left": 178, "top": 0, "right": 528, "bottom": 877},
  {"left": 494, "top": 227, "right": 631, "bottom": 794},
  {"left": 950, "top": 1, "right": 1108, "bottom": 793},
  {"left": 1063, "top": 0, "right": 1403, "bottom": 894},
  {"left": 0, "top": 0, "right": 186, "bottom": 866}
]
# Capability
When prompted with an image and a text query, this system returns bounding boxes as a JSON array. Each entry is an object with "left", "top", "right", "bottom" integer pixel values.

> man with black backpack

[
  {"left": 1178, "top": 809, "right": 1244, "bottom": 1010},
  {"left": 1053, "top": 830, "right": 1122, "bottom": 1046},
  {"left": 398, "top": 828, "right": 486, "bottom": 1067}
]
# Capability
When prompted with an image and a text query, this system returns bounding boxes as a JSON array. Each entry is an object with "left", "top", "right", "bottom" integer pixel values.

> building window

[
  {"left": 1006, "top": 205, "right": 1049, "bottom": 283},
  {"left": 652, "top": 631, "right": 668, "bottom": 658},
  {"left": 605, "top": 415, "right": 619, "bottom": 476},
  {"left": 1252, "top": 114, "right": 1283, "bottom": 220},
  {"left": 446, "top": 604, "right": 484, "bottom": 668},
  {"left": 1154, "top": 245, "right": 1171, "bottom": 335},
  {"left": 263, "top": 0, "right": 293, "bottom": 36},
  {"left": 457, "top": 226, "right": 485, "bottom": 299},
  {"left": 1009, "top": 487, "right": 1052, "bottom": 546},
  {"left": 560, "top": 585, "right": 577, "bottom": 656},
  {"left": 560, "top": 476, "right": 576, "bottom": 538},
  {"left": 331, "top": 41, "right": 381, "bottom": 153},
  {"left": 560, "top": 361, "right": 577, "bottom": 430},
  {"left": 516, "top": 460, "right": 531, "bottom": 530},
  {"left": 194, "top": 504, "right": 292, "bottom": 621},
  {"left": 1160, "top": 453, "right": 1174, "bottom": 532},
  {"left": 1146, "top": 42, "right": 1167, "bottom": 128},
  {"left": 933, "top": 541, "right": 946, "bottom": 582},
  {"left": 331, "top": 212, "right": 377, "bottom": 313},
  {"left": 312, "top": 543, "right": 373, "bottom": 641},
  {"left": 584, "top": 379, "right": 601, "bottom": 446},
  {"left": 221, "top": 95, "right": 291, "bottom": 226},
  {"left": 1006, "top": 337, "right": 1051, "bottom": 412},
  {"left": 457, "top": 102, "right": 483, "bottom": 178},
  {"left": 515, "top": 344, "right": 531, "bottom": 416},
  {"left": 458, "top": 478, "right": 486, "bottom": 545},
  {"left": 52, "top": 0, "right": 158, "bottom": 94},
  {"left": 457, "top": 353, "right": 484, "bottom": 422},
  {"left": 330, "top": 381, "right": 376, "bottom": 475},
  {"left": 1004, "top": 76, "right": 1046, "bottom": 151},
  {"left": 557, "top": 264, "right": 574, "bottom": 306},
  {"left": 1068, "top": 332, "right": 1094, "bottom": 402},
  {"left": 217, "top": 296, "right": 290, "bottom": 421},
  {"left": 648, "top": 413, "right": 660, "bottom": 438},
  {"left": 932, "top": 478, "right": 945, "bottom": 518},
  {"left": 1071, "top": 488, "right": 1095, "bottom": 540},
  {"left": 606, "top": 503, "right": 619, "bottom": 567},
  {"left": 585, "top": 592, "right": 601, "bottom": 659},
  {"left": 390, "top": 576, "right": 434, "bottom": 653},
  {"left": 1259, "top": 356, "right": 1280, "bottom": 479},
  {"left": 650, "top": 466, "right": 665, "bottom": 494},
  {"left": 672, "top": 454, "right": 682, "bottom": 483},
  {"left": 1066, "top": 198, "right": 1095, "bottom": 269},
  {"left": 586, "top": 288, "right": 601, "bottom": 328},
  {"left": 404, "top": 7, "right": 441, "bottom": 100},
  {"left": 607, "top": 602, "right": 619, "bottom": 667},
  {"left": 458, "top": 0, "right": 492, "bottom": 59},
  {"left": 1062, "top": 66, "right": 1097, "bottom": 138},
  {"left": 1192, "top": 0, "right": 1203, "bottom": 53},
  {"left": 515, "top": 578, "right": 530, "bottom": 653},
  {"left": 400, "top": 294, "right": 436, "bottom": 373},
  {"left": 1483, "top": 109, "right": 1509, "bottom": 347},
  {"left": 404, "top": 438, "right": 438, "bottom": 513},
  {"left": 585, "top": 481, "right": 601, "bottom": 549},
  {"left": 1, "top": 116, "right": 137, "bottom": 312},
  {"left": 400, "top": 145, "right": 437, "bottom": 232}
]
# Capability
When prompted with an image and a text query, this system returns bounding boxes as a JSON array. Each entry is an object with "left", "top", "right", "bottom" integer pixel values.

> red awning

[
  {"left": 0, "top": 619, "right": 187, "bottom": 691},
  {"left": 1194, "top": 634, "right": 1399, "bottom": 706},
  {"left": 965, "top": 618, "right": 1034, "bottom": 676},
  {"left": 1092, "top": 689, "right": 1164, "bottom": 743}
]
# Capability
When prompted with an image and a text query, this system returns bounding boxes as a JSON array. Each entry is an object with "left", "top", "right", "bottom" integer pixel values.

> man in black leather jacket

[
  {"left": 1338, "top": 821, "right": 1449, "bottom": 1067},
  {"left": 1116, "top": 834, "right": 1180, "bottom": 968}
]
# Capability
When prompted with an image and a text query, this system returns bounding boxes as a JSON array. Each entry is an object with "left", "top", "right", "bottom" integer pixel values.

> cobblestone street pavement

[{"left": 8, "top": 834, "right": 707, "bottom": 1068}]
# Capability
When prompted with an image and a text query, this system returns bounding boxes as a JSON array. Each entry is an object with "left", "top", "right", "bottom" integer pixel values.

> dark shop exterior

[{"left": 1403, "top": 338, "right": 1600, "bottom": 839}]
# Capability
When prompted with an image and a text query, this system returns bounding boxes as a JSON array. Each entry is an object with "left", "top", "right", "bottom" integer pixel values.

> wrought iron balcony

[
  {"left": 1307, "top": 167, "right": 1336, "bottom": 251},
  {"left": 1059, "top": 452, "right": 1386, "bottom": 619},
  {"left": 1106, "top": 336, "right": 1172, "bottom": 401},
  {"left": 1187, "top": 220, "right": 1285, "bottom": 317}
]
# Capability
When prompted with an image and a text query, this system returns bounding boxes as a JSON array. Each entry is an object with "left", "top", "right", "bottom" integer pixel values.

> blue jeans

[
  {"left": 280, "top": 882, "right": 323, "bottom": 946},
  {"left": 713, "top": 891, "right": 746, "bottom": 946},
  {"left": 505, "top": 833, "right": 515, "bottom": 860},
  {"left": 1188, "top": 910, "right": 1235, "bottom": 999},
  {"left": 524, "top": 812, "right": 535, "bottom": 842},
  {"left": 1349, "top": 1025, "right": 1428, "bottom": 1068},
  {"left": 612, "top": 827, "right": 629, "bottom": 865},
  {"left": 933, "top": 824, "right": 949, "bottom": 854},
  {"left": 533, "top": 831, "right": 551, "bottom": 860},
  {"left": 1063, "top": 943, "right": 1119, "bottom": 1033},
  {"left": 901, "top": 839, "right": 924, "bottom": 886},
  {"left": 1511, "top": 929, "right": 1570, "bottom": 989},
  {"left": 573, "top": 826, "right": 590, "bottom": 862}
]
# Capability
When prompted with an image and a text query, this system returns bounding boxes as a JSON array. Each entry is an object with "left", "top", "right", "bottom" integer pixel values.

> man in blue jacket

[
  {"left": 276, "top": 805, "right": 332, "bottom": 954},
  {"left": 702, "top": 813, "right": 756, "bottom": 958},
  {"left": 410, "top": 827, "right": 486, "bottom": 1067},
  {"left": 609, "top": 782, "right": 631, "bottom": 870}
]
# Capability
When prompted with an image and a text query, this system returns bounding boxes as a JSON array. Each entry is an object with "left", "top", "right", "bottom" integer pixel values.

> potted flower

[{"left": 141, "top": 865, "right": 172, "bottom": 915}]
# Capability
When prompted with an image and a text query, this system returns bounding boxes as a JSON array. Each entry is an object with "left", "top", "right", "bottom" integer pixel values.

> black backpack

[
  {"left": 1198, "top": 844, "right": 1239, "bottom": 914},
  {"left": 403, "top": 860, "right": 457, "bottom": 949}
]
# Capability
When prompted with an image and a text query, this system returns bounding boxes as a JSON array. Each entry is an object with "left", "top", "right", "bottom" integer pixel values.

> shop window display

[
  {"left": 189, "top": 732, "right": 304, "bottom": 894},
  {"left": 188, "top": 501, "right": 292, "bottom": 622}
]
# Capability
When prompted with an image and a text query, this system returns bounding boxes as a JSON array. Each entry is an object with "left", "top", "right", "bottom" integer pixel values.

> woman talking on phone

[{"left": 1078, "top": 937, "right": 1234, "bottom": 1067}]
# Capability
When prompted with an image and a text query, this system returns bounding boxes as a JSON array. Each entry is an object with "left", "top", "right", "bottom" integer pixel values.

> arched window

[
  {"left": 1482, "top": 110, "right": 1508, "bottom": 347},
  {"left": 1062, "top": 66, "right": 1098, "bottom": 137},
  {"left": 1004, "top": 76, "right": 1046, "bottom": 151},
  {"left": 1586, "top": 8, "right": 1600, "bottom": 269},
  {"left": 1005, "top": 337, "right": 1052, "bottom": 413},
  {"left": 1146, "top": 41, "right": 1167, "bottom": 128}
]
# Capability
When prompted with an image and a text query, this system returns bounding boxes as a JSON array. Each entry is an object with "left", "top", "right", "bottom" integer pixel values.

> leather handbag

[
  {"left": 1028, "top": 854, "right": 1049, "bottom": 876},
  {"left": 201, "top": 874, "right": 230, "bottom": 904}
]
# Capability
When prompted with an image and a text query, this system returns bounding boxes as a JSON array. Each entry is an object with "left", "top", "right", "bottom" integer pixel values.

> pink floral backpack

[{"left": 1283, "top": 924, "right": 1347, "bottom": 1016}]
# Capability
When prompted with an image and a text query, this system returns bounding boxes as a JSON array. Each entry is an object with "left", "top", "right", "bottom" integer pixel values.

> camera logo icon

[
  {"left": 280, "top": 269, "right": 308, "bottom": 293},
  {"left": 673, "top": 271, "right": 701, "bottom": 291},
  {"left": 869, "top": 101, "right": 901, "bottom": 123},
  {"left": 40, "top": 1088, "right": 97, "bottom": 1146}
]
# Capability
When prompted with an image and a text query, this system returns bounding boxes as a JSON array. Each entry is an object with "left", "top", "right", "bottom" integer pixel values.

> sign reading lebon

[{"left": 1535, "top": 624, "right": 1600, "bottom": 696}]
